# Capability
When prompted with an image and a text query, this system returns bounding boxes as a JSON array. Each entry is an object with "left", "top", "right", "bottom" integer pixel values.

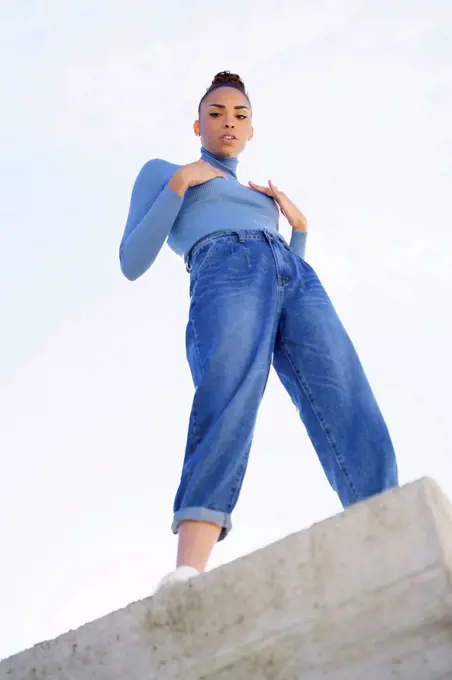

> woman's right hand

[{"left": 168, "top": 160, "right": 227, "bottom": 196}]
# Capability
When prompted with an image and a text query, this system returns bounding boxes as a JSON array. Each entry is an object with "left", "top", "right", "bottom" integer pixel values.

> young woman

[{"left": 119, "top": 71, "right": 399, "bottom": 589}]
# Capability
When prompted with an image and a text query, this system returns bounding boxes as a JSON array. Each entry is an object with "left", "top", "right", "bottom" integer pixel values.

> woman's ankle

[{"left": 176, "top": 519, "right": 222, "bottom": 572}]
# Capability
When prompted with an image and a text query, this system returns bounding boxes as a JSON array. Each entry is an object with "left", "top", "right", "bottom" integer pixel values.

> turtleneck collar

[{"left": 200, "top": 146, "right": 239, "bottom": 179}]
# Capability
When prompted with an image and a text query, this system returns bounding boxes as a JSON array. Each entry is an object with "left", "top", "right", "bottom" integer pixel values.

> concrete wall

[{"left": 1, "top": 477, "right": 452, "bottom": 679}]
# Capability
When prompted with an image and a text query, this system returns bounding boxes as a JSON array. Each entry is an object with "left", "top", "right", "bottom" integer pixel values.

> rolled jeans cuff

[{"left": 172, "top": 507, "right": 232, "bottom": 542}]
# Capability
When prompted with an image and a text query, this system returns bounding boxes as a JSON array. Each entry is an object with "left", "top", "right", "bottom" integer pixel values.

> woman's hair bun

[
  {"left": 197, "top": 70, "right": 250, "bottom": 114},
  {"left": 211, "top": 71, "right": 245, "bottom": 92}
]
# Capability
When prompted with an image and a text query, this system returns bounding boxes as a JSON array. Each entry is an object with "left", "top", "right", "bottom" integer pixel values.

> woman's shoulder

[{"left": 138, "top": 157, "right": 182, "bottom": 180}]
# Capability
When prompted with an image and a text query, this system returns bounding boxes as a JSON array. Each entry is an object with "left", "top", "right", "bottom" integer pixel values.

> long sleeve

[
  {"left": 119, "top": 159, "right": 184, "bottom": 281},
  {"left": 289, "top": 229, "right": 307, "bottom": 260}
]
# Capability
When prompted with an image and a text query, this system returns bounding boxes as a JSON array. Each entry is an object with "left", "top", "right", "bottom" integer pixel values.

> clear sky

[{"left": 1, "top": 0, "right": 451, "bottom": 661}]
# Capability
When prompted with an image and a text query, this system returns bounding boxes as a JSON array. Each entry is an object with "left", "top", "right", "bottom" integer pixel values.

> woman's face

[{"left": 194, "top": 86, "right": 253, "bottom": 158}]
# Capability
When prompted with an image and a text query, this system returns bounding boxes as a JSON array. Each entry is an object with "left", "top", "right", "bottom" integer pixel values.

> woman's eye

[{"left": 208, "top": 113, "right": 248, "bottom": 120}]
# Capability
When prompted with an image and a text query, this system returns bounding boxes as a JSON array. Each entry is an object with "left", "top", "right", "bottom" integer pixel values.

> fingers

[
  {"left": 248, "top": 180, "right": 284, "bottom": 196},
  {"left": 269, "top": 180, "right": 283, "bottom": 194},
  {"left": 213, "top": 166, "right": 227, "bottom": 180},
  {"left": 248, "top": 181, "right": 273, "bottom": 196},
  {"left": 204, "top": 161, "right": 226, "bottom": 180}
]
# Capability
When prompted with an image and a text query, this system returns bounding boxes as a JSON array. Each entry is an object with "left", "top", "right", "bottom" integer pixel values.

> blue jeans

[{"left": 172, "top": 230, "right": 398, "bottom": 540}]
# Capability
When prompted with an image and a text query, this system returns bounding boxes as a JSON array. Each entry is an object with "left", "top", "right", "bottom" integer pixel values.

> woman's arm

[
  {"left": 289, "top": 229, "right": 307, "bottom": 260},
  {"left": 247, "top": 179, "right": 308, "bottom": 260},
  {"left": 119, "top": 160, "right": 185, "bottom": 281}
]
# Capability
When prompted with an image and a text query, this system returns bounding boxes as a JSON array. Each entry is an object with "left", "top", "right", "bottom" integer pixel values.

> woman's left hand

[{"left": 248, "top": 180, "right": 308, "bottom": 232}]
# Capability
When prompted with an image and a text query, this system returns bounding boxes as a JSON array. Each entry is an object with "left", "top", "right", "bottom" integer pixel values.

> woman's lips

[{"left": 220, "top": 135, "right": 237, "bottom": 145}]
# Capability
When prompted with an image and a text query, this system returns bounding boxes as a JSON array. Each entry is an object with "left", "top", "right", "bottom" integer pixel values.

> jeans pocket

[{"left": 189, "top": 238, "right": 227, "bottom": 296}]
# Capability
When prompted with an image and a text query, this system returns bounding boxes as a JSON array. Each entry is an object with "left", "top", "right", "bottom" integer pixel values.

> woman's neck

[{"left": 200, "top": 146, "right": 239, "bottom": 179}]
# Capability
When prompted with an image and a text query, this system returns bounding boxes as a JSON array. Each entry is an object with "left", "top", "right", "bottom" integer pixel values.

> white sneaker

[{"left": 155, "top": 565, "right": 200, "bottom": 592}]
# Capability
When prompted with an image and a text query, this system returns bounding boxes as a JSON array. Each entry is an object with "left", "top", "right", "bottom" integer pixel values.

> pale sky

[{"left": 1, "top": 0, "right": 451, "bottom": 661}]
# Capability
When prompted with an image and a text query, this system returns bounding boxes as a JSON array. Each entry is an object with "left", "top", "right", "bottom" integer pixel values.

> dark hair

[{"left": 198, "top": 71, "right": 251, "bottom": 115}]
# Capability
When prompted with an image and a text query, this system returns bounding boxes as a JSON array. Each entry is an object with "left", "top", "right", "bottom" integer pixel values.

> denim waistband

[{"left": 184, "top": 229, "right": 288, "bottom": 272}]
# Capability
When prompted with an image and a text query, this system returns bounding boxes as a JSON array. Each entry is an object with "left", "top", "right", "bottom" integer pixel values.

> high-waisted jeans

[{"left": 172, "top": 229, "right": 398, "bottom": 540}]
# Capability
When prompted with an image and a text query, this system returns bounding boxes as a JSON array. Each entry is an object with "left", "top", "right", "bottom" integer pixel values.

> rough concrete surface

[{"left": 1, "top": 477, "right": 452, "bottom": 679}]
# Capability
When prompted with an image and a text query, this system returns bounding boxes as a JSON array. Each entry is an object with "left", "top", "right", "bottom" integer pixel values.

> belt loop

[
  {"left": 233, "top": 230, "right": 244, "bottom": 244},
  {"left": 262, "top": 229, "right": 271, "bottom": 246},
  {"left": 185, "top": 252, "right": 192, "bottom": 273}
]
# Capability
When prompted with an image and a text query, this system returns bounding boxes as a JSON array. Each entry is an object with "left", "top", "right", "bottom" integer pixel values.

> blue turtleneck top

[{"left": 119, "top": 147, "right": 307, "bottom": 281}]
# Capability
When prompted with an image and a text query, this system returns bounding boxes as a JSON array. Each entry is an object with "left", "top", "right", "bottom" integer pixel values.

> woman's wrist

[
  {"left": 291, "top": 221, "right": 308, "bottom": 233},
  {"left": 168, "top": 170, "right": 189, "bottom": 197}
]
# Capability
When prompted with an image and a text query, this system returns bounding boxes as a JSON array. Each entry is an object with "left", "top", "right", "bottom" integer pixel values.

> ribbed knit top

[{"left": 119, "top": 147, "right": 307, "bottom": 281}]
